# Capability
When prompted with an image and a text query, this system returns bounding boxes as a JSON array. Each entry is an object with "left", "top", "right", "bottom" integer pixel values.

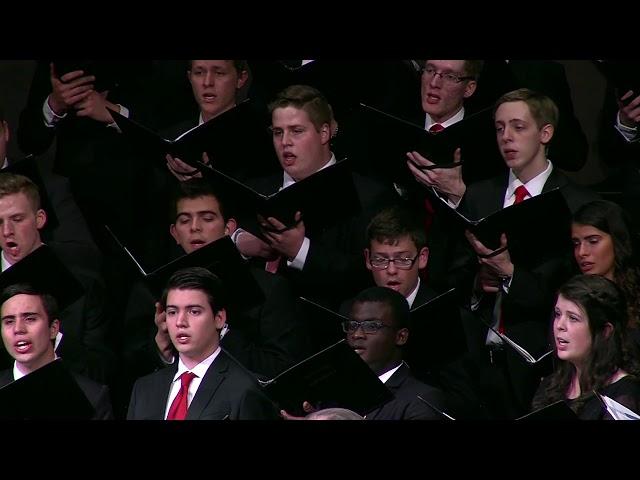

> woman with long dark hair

[
  {"left": 531, "top": 275, "right": 640, "bottom": 419},
  {"left": 571, "top": 200, "right": 640, "bottom": 331}
]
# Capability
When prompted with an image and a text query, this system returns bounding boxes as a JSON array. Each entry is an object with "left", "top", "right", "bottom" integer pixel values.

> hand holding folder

[
  {"left": 353, "top": 103, "right": 495, "bottom": 185},
  {"left": 198, "top": 159, "right": 362, "bottom": 241},
  {"left": 449, "top": 188, "right": 573, "bottom": 268},
  {"left": 109, "top": 98, "right": 279, "bottom": 177}
]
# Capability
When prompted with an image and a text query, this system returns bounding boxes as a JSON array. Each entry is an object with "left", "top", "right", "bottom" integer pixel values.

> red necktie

[
  {"left": 265, "top": 256, "right": 282, "bottom": 274},
  {"left": 429, "top": 123, "right": 445, "bottom": 134},
  {"left": 497, "top": 185, "right": 530, "bottom": 335},
  {"left": 167, "top": 371, "right": 197, "bottom": 420},
  {"left": 513, "top": 185, "right": 529, "bottom": 205}
]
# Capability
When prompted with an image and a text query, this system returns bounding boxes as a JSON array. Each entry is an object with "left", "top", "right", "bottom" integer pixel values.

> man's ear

[
  {"left": 540, "top": 123, "right": 555, "bottom": 145},
  {"left": 49, "top": 318, "right": 60, "bottom": 340},
  {"left": 236, "top": 69, "right": 249, "bottom": 90},
  {"left": 35, "top": 209, "right": 47, "bottom": 230},
  {"left": 170, "top": 224, "right": 180, "bottom": 244},
  {"left": 417, "top": 246, "right": 429, "bottom": 270},
  {"left": 364, "top": 248, "right": 372, "bottom": 271},
  {"left": 214, "top": 309, "right": 227, "bottom": 330},
  {"left": 463, "top": 80, "right": 477, "bottom": 99},
  {"left": 396, "top": 327, "right": 409, "bottom": 346},
  {"left": 225, "top": 217, "right": 238, "bottom": 236},
  {"left": 320, "top": 123, "right": 331, "bottom": 144}
]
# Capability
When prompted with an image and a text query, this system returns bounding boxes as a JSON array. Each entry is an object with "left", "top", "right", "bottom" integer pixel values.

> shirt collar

[
  {"left": 505, "top": 160, "right": 554, "bottom": 201},
  {"left": 378, "top": 362, "right": 404, "bottom": 384},
  {"left": 405, "top": 277, "right": 421, "bottom": 309},
  {"left": 13, "top": 355, "right": 58, "bottom": 381},
  {"left": 173, "top": 346, "right": 222, "bottom": 383},
  {"left": 425, "top": 107, "right": 465, "bottom": 131}
]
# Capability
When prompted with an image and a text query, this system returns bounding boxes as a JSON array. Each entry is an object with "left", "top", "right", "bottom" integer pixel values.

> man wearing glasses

[
  {"left": 364, "top": 205, "right": 436, "bottom": 309},
  {"left": 344, "top": 286, "right": 447, "bottom": 420},
  {"left": 407, "top": 59, "right": 490, "bottom": 204}
]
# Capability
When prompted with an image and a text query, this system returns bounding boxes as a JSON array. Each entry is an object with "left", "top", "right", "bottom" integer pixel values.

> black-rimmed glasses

[
  {"left": 422, "top": 66, "right": 473, "bottom": 84},
  {"left": 342, "top": 320, "right": 394, "bottom": 334},
  {"left": 369, "top": 255, "right": 419, "bottom": 270}
]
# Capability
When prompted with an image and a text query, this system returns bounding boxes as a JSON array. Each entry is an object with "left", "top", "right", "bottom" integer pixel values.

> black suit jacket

[
  {"left": 411, "top": 281, "right": 438, "bottom": 309},
  {"left": 0, "top": 243, "right": 115, "bottom": 384},
  {"left": 0, "top": 366, "right": 113, "bottom": 420},
  {"left": 127, "top": 350, "right": 279, "bottom": 420},
  {"left": 123, "top": 265, "right": 308, "bottom": 387},
  {"left": 16, "top": 61, "right": 162, "bottom": 251},
  {"left": 365, "top": 363, "right": 447, "bottom": 420},
  {"left": 248, "top": 168, "right": 397, "bottom": 308},
  {"left": 450, "top": 168, "right": 598, "bottom": 414},
  {"left": 51, "top": 242, "right": 116, "bottom": 384}
]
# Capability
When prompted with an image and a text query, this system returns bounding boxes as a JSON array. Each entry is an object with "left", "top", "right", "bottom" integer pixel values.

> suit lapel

[
  {"left": 365, "top": 363, "right": 407, "bottom": 420},
  {"left": 0, "top": 369, "right": 14, "bottom": 387},
  {"left": 541, "top": 169, "right": 567, "bottom": 193},
  {"left": 146, "top": 366, "right": 176, "bottom": 420},
  {"left": 186, "top": 352, "right": 229, "bottom": 419}
]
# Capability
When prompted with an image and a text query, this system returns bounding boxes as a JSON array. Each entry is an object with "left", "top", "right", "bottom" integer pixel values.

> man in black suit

[
  {"left": 0, "top": 105, "right": 99, "bottom": 264},
  {"left": 345, "top": 286, "right": 447, "bottom": 420},
  {"left": 0, "top": 283, "right": 113, "bottom": 419},
  {"left": 0, "top": 173, "right": 115, "bottom": 384},
  {"left": 16, "top": 61, "right": 153, "bottom": 234},
  {"left": 162, "top": 59, "right": 252, "bottom": 182},
  {"left": 400, "top": 60, "right": 505, "bottom": 291},
  {"left": 447, "top": 89, "right": 598, "bottom": 418},
  {"left": 123, "top": 178, "right": 307, "bottom": 396},
  {"left": 363, "top": 204, "right": 436, "bottom": 308},
  {"left": 233, "top": 84, "right": 396, "bottom": 308},
  {"left": 127, "top": 267, "right": 279, "bottom": 420}
]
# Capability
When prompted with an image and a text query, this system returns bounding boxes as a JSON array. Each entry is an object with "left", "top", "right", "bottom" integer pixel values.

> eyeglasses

[
  {"left": 342, "top": 320, "right": 394, "bottom": 334},
  {"left": 369, "top": 255, "right": 419, "bottom": 270},
  {"left": 422, "top": 66, "right": 473, "bottom": 84}
]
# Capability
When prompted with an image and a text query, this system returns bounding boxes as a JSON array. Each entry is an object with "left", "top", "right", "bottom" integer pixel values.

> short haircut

[
  {"left": 306, "top": 408, "right": 364, "bottom": 420},
  {"left": 188, "top": 60, "right": 248, "bottom": 73},
  {"left": 367, "top": 204, "right": 427, "bottom": 251},
  {"left": 0, "top": 173, "right": 41, "bottom": 211},
  {"left": 494, "top": 88, "right": 559, "bottom": 130},
  {"left": 462, "top": 60, "right": 484, "bottom": 80},
  {"left": 170, "top": 178, "right": 231, "bottom": 223},
  {"left": 268, "top": 84, "right": 335, "bottom": 132},
  {"left": 0, "top": 283, "right": 59, "bottom": 327},
  {"left": 160, "top": 267, "right": 227, "bottom": 313},
  {"left": 351, "top": 286, "right": 410, "bottom": 330}
]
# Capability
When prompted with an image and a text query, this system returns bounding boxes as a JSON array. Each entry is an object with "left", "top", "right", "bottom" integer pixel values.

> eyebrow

[
  {"left": 176, "top": 210, "right": 218, "bottom": 219},
  {"left": 1, "top": 312, "right": 40, "bottom": 321},
  {"left": 166, "top": 304, "right": 206, "bottom": 309}
]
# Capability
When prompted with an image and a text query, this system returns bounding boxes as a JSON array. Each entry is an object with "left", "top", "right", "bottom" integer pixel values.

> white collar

[
  {"left": 505, "top": 160, "right": 553, "bottom": 201},
  {"left": 425, "top": 107, "right": 465, "bottom": 131}
]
